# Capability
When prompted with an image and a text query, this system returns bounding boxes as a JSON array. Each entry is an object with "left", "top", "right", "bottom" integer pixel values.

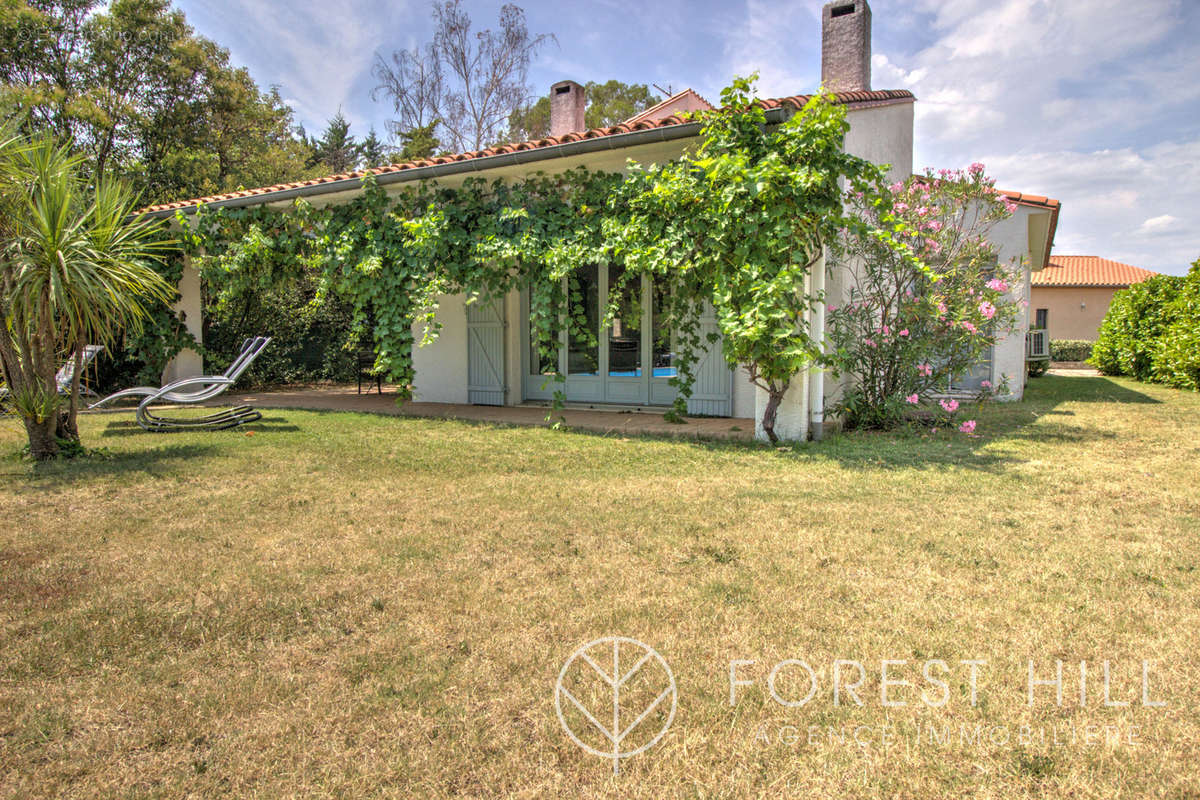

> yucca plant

[{"left": 0, "top": 129, "right": 177, "bottom": 459}]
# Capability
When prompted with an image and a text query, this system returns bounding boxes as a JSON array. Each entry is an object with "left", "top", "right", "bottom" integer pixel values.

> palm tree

[{"left": 0, "top": 130, "right": 176, "bottom": 459}]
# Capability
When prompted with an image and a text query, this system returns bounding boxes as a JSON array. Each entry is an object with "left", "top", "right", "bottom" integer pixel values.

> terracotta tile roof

[
  {"left": 139, "top": 89, "right": 916, "bottom": 215},
  {"left": 996, "top": 190, "right": 1059, "bottom": 212},
  {"left": 623, "top": 88, "right": 714, "bottom": 125},
  {"left": 1032, "top": 255, "right": 1157, "bottom": 288}
]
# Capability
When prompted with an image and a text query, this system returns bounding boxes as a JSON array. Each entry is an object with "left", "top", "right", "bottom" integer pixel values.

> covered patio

[{"left": 196, "top": 385, "right": 755, "bottom": 441}]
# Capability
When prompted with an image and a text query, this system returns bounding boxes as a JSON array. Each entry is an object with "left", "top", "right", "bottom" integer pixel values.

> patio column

[{"left": 162, "top": 253, "right": 204, "bottom": 383}]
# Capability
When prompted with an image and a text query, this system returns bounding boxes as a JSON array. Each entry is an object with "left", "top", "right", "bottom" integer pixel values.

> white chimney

[
  {"left": 549, "top": 80, "right": 586, "bottom": 137},
  {"left": 821, "top": 1, "right": 872, "bottom": 93}
]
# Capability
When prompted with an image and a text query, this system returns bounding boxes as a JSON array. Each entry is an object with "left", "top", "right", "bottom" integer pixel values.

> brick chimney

[
  {"left": 549, "top": 80, "right": 586, "bottom": 137},
  {"left": 821, "top": 1, "right": 871, "bottom": 93}
]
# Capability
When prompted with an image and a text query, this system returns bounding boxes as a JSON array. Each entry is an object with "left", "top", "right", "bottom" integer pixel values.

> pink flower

[
  {"left": 899, "top": 329, "right": 909, "bottom": 337},
  {"left": 916, "top": 206, "right": 930, "bottom": 216},
  {"left": 905, "top": 393, "right": 919, "bottom": 404},
  {"left": 882, "top": 324, "right": 891, "bottom": 336},
  {"left": 937, "top": 302, "right": 948, "bottom": 314},
  {"left": 924, "top": 239, "right": 941, "bottom": 253},
  {"left": 962, "top": 321, "right": 979, "bottom": 334},
  {"left": 940, "top": 399, "right": 959, "bottom": 414},
  {"left": 979, "top": 301, "right": 996, "bottom": 319},
  {"left": 925, "top": 220, "right": 944, "bottom": 232},
  {"left": 918, "top": 363, "right": 932, "bottom": 377},
  {"left": 981, "top": 380, "right": 992, "bottom": 390},
  {"left": 889, "top": 181, "right": 903, "bottom": 193},
  {"left": 894, "top": 202, "right": 909, "bottom": 214},
  {"left": 959, "top": 419, "right": 977, "bottom": 434},
  {"left": 864, "top": 338, "right": 876, "bottom": 348},
  {"left": 986, "top": 278, "right": 1008, "bottom": 293},
  {"left": 968, "top": 162, "right": 985, "bottom": 176},
  {"left": 827, "top": 305, "right": 838, "bottom": 313}
]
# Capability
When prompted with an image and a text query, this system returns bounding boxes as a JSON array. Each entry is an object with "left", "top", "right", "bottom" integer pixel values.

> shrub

[
  {"left": 202, "top": 270, "right": 359, "bottom": 388},
  {"left": 1154, "top": 259, "right": 1200, "bottom": 391},
  {"left": 830, "top": 164, "right": 1021, "bottom": 431},
  {"left": 1049, "top": 339, "right": 1093, "bottom": 362},
  {"left": 1090, "top": 274, "right": 1184, "bottom": 380}
]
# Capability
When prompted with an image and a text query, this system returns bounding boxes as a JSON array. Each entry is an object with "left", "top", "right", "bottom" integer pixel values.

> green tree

[
  {"left": 612, "top": 76, "right": 883, "bottom": 442},
  {"left": 308, "top": 110, "right": 358, "bottom": 173},
  {"left": 506, "top": 80, "right": 660, "bottom": 141},
  {"left": 397, "top": 120, "right": 439, "bottom": 161},
  {"left": 358, "top": 126, "right": 392, "bottom": 168},
  {"left": 0, "top": 131, "right": 175, "bottom": 459},
  {"left": 0, "top": 0, "right": 316, "bottom": 204}
]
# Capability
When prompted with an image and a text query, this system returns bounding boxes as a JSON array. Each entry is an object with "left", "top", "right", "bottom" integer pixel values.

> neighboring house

[
  {"left": 1030, "top": 255, "right": 1157, "bottom": 341},
  {"left": 147, "top": 0, "right": 1059, "bottom": 441},
  {"left": 623, "top": 89, "right": 714, "bottom": 124}
]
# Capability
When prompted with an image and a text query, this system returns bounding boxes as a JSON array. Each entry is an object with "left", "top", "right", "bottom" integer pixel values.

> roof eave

[{"left": 141, "top": 90, "right": 917, "bottom": 218}]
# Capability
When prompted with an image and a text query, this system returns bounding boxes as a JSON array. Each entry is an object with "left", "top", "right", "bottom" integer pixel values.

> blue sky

[{"left": 175, "top": 0, "right": 1198, "bottom": 275}]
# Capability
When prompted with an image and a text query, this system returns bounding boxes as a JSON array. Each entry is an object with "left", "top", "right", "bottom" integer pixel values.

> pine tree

[{"left": 310, "top": 111, "right": 358, "bottom": 172}]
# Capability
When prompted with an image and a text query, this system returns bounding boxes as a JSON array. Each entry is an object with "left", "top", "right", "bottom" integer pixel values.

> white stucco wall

[
  {"left": 844, "top": 102, "right": 915, "bottom": 183},
  {"left": 986, "top": 208, "right": 1042, "bottom": 401},
  {"left": 162, "top": 257, "right": 204, "bottom": 383},
  {"left": 411, "top": 293, "right": 469, "bottom": 403},
  {"left": 731, "top": 367, "right": 757, "bottom": 420}
]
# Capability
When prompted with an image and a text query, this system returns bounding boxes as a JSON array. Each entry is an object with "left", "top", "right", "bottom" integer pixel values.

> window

[{"left": 1034, "top": 308, "right": 1048, "bottom": 330}]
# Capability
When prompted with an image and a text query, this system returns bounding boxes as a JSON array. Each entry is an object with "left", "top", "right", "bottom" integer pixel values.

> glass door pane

[
  {"left": 567, "top": 265, "right": 600, "bottom": 376},
  {"left": 651, "top": 283, "right": 677, "bottom": 379},
  {"left": 528, "top": 310, "right": 558, "bottom": 376},
  {"left": 607, "top": 265, "right": 643, "bottom": 377}
]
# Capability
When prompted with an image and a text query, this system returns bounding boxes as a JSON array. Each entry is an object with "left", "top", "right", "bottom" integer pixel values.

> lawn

[{"left": 2, "top": 375, "right": 1199, "bottom": 798}]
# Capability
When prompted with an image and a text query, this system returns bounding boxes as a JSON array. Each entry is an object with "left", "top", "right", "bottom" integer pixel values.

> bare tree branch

[{"left": 372, "top": 1, "right": 554, "bottom": 153}]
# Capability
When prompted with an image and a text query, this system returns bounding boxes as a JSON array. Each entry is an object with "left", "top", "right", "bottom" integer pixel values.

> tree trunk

[
  {"left": 24, "top": 414, "right": 58, "bottom": 460},
  {"left": 760, "top": 387, "right": 786, "bottom": 444},
  {"left": 56, "top": 344, "right": 84, "bottom": 442}
]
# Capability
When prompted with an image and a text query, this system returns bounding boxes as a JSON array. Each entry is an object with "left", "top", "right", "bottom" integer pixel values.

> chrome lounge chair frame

[
  {"left": 1, "top": 345, "right": 104, "bottom": 415},
  {"left": 89, "top": 337, "right": 271, "bottom": 431}
]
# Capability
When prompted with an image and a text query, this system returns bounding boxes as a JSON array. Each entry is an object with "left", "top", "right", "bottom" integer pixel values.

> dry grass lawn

[{"left": 2, "top": 374, "right": 1199, "bottom": 798}]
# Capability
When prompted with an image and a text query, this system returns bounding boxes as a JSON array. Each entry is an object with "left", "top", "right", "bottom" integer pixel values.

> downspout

[{"left": 808, "top": 250, "right": 827, "bottom": 441}]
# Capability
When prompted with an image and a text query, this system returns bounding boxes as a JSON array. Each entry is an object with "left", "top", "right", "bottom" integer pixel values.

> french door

[{"left": 523, "top": 264, "right": 682, "bottom": 406}]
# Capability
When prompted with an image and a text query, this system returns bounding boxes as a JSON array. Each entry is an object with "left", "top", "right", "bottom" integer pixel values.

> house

[
  {"left": 1030, "top": 255, "right": 1157, "bottom": 341},
  {"left": 147, "top": 0, "right": 1059, "bottom": 442}
]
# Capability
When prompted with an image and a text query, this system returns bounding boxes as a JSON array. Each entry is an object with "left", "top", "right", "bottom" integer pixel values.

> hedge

[
  {"left": 1091, "top": 258, "right": 1199, "bottom": 390},
  {"left": 1049, "top": 339, "right": 1093, "bottom": 362},
  {"left": 1155, "top": 260, "right": 1200, "bottom": 391}
]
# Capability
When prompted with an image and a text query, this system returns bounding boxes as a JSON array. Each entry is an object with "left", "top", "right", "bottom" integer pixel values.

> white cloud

[
  {"left": 1137, "top": 214, "right": 1181, "bottom": 235},
  {"left": 710, "top": 0, "right": 821, "bottom": 98},
  {"left": 872, "top": 0, "right": 1200, "bottom": 274},
  {"left": 181, "top": 0, "right": 405, "bottom": 132},
  {"left": 980, "top": 140, "right": 1200, "bottom": 270}
]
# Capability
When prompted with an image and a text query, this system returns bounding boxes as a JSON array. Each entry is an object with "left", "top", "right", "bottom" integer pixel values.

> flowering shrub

[{"left": 828, "top": 165, "right": 1022, "bottom": 430}]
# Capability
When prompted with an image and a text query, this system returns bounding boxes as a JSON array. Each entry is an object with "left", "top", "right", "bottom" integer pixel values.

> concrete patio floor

[{"left": 207, "top": 384, "right": 755, "bottom": 441}]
